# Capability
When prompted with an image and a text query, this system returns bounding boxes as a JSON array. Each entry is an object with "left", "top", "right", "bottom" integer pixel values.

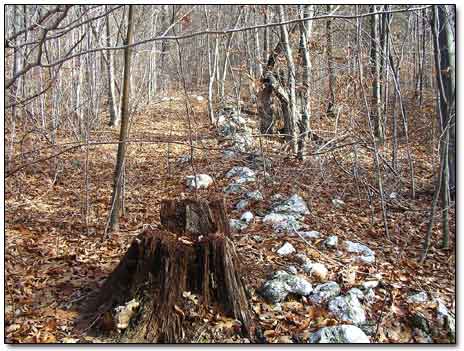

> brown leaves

[
  {"left": 34, "top": 331, "right": 57, "bottom": 343},
  {"left": 5, "top": 86, "right": 455, "bottom": 344},
  {"left": 377, "top": 321, "right": 412, "bottom": 343}
]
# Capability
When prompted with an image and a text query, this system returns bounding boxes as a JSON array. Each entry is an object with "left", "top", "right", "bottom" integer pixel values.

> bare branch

[
  {"left": 5, "top": 5, "right": 73, "bottom": 89},
  {"left": 34, "top": 5, "right": 433, "bottom": 71},
  {"left": 6, "top": 5, "right": 70, "bottom": 44}
]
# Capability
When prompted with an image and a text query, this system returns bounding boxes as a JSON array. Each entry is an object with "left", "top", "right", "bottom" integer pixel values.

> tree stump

[{"left": 87, "top": 198, "right": 255, "bottom": 343}]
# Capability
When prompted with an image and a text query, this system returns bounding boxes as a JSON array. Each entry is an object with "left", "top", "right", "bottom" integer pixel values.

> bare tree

[{"left": 108, "top": 5, "right": 134, "bottom": 233}]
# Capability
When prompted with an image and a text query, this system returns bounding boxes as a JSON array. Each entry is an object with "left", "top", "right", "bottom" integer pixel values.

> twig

[
  {"left": 80, "top": 311, "right": 105, "bottom": 336},
  {"left": 373, "top": 289, "right": 390, "bottom": 343}
]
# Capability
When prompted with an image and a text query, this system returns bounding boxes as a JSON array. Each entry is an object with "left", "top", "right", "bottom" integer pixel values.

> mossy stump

[{"left": 88, "top": 198, "right": 255, "bottom": 343}]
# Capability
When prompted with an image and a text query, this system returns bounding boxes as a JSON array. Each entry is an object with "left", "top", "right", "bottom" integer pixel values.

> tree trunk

[
  {"left": 326, "top": 5, "right": 335, "bottom": 117},
  {"left": 108, "top": 5, "right": 134, "bottom": 233},
  {"left": 148, "top": 7, "right": 158, "bottom": 105},
  {"left": 219, "top": 8, "right": 243, "bottom": 100},
  {"left": 370, "top": 5, "right": 383, "bottom": 143},
  {"left": 159, "top": 5, "right": 175, "bottom": 94},
  {"left": 9, "top": 5, "right": 20, "bottom": 164},
  {"left": 262, "top": 6, "right": 269, "bottom": 65},
  {"left": 253, "top": 6, "right": 263, "bottom": 79},
  {"left": 439, "top": 5, "right": 455, "bottom": 198},
  {"left": 278, "top": 5, "right": 297, "bottom": 154},
  {"left": 87, "top": 198, "right": 256, "bottom": 343},
  {"left": 297, "top": 5, "right": 314, "bottom": 160},
  {"left": 431, "top": 5, "right": 455, "bottom": 248},
  {"left": 379, "top": 6, "right": 389, "bottom": 140},
  {"left": 204, "top": 6, "right": 220, "bottom": 124},
  {"left": 418, "top": 9, "right": 427, "bottom": 107}
]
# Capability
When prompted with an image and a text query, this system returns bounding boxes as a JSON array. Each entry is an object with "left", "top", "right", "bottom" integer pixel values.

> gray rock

[
  {"left": 221, "top": 103, "right": 237, "bottom": 113},
  {"left": 231, "top": 115, "right": 247, "bottom": 125},
  {"left": 263, "top": 213, "right": 301, "bottom": 233},
  {"left": 364, "top": 288, "right": 376, "bottom": 305},
  {"left": 223, "top": 149, "right": 236, "bottom": 160},
  {"left": 270, "top": 271, "right": 312, "bottom": 297},
  {"left": 214, "top": 114, "right": 226, "bottom": 125},
  {"left": 230, "top": 219, "right": 247, "bottom": 232},
  {"left": 409, "top": 312, "right": 430, "bottom": 333},
  {"left": 323, "top": 235, "right": 338, "bottom": 249},
  {"left": 413, "top": 328, "right": 433, "bottom": 343},
  {"left": 357, "top": 255, "right": 375, "bottom": 264},
  {"left": 301, "top": 263, "right": 313, "bottom": 274},
  {"left": 277, "top": 242, "right": 296, "bottom": 256},
  {"left": 226, "top": 166, "right": 255, "bottom": 180},
  {"left": 272, "top": 194, "right": 309, "bottom": 217},
  {"left": 224, "top": 183, "right": 245, "bottom": 194},
  {"left": 389, "top": 192, "right": 398, "bottom": 199},
  {"left": 232, "top": 133, "right": 255, "bottom": 152},
  {"left": 361, "top": 280, "right": 379, "bottom": 290},
  {"left": 347, "top": 288, "right": 365, "bottom": 300},
  {"left": 445, "top": 313, "right": 456, "bottom": 343},
  {"left": 216, "top": 112, "right": 249, "bottom": 139},
  {"left": 295, "top": 253, "right": 312, "bottom": 266},
  {"left": 271, "top": 193, "right": 285, "bottom": 203},
  {"left": 186, "top": 174, "right": 213, "bottom": 189},
  {"left": 299, "top": 230, "right": 321, "bottom": 239},
  {"left": 177, "top": 154, "right": 191, "bottom": 164},
  {"left": 263, "top": 212, "right": 291, "bottom": 225},
  {"left": 258, "top": 279, "right": 288, "bottom": 304},
  {"left": 434, "top": 298, "right": 455, "bottom": 342},
  {"left": 344, "top": 241, "right": 374, "bottom": 256},
  {"left": 295, "top": 253, "right": 313, "bottom": 273},
  {"left": 236, "top": 199, "right": 249, "bottom": 210},
  {"left": 308, "top": 325, "right": 370, "bottom": 343},
  {"left": 359, "top": 323, "right": 377, "bottom": 337},
  {"left": 332, "top": 199, "right": 345, "bottom": 208},
  {"left": 240, "top": 211, "right": 254, "bottom": 224},
  {"left": 287, "top": 266, "right": 298, "bottom": 274},
  {"left": 245, "top": 190, "right": 264, "bottom": 202},
  {"left": 436, "top": 298, "right": 449, "bottom": 324},
  {"left": 246, "top": 153, "right": 272, "bottom": 169},
  {"left": 259, "top": 271, "right": 312, "bottom": 303},
  {"left": 310, "top": 282, "right": 341, "bottom": 305},
  {"left": 407, "top": 291, "right": 428, "bottom": 304},
  {"left": 274, "top": 218, "right": 301, "bottom": 233},
  {"left": 344, "top": 240, "right": 375, "bottom": 264},
  {"left": 328, "top": 294, "right": 366, "bottom": 325},
  {"left": 219, "top": 121, "right": 237, "bottom": 137}
]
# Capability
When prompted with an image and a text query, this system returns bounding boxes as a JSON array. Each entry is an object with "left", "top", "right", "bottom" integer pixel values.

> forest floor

[{"left": 4, "top": 94, "right": 455, "bottom": 343}]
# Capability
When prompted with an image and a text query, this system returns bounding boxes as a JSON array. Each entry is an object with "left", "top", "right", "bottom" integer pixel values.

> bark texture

[{"left": 89, "top": 198, "right": 255, "bottom": 343}]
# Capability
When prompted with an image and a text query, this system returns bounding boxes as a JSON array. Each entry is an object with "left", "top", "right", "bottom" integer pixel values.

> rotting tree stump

[{"left": 87, "top": 198, "right": 255, "bottom": 343}]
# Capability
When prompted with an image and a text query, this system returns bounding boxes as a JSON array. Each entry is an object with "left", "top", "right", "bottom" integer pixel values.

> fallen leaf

[{"left": 6, "top": 324, "right": 21, "bottom": 333}]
